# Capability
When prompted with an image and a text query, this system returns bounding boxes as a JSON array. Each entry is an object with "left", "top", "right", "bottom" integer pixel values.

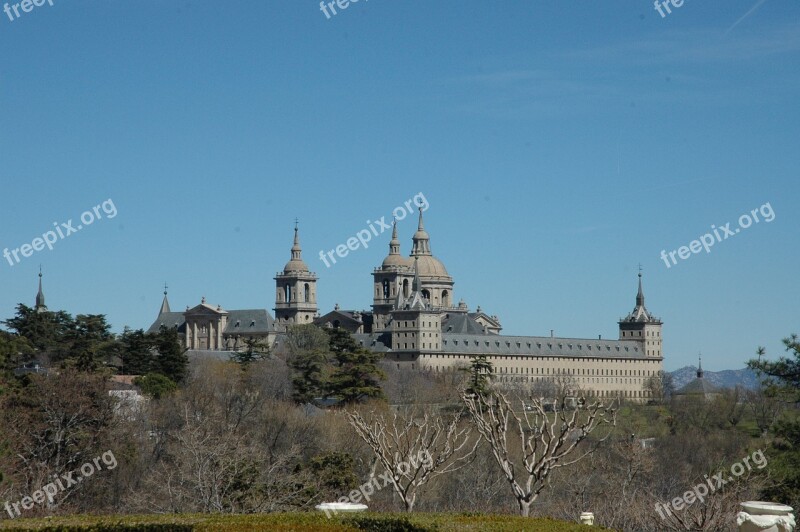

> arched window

[
  {"left": 304, "top": 283, "right": 310, "bottom": 302},
  {"left": 382, "top": 279, "right": 390, "bottom": 299},
  {"left": 421, "top": 289, "right": 430, "bottom": 300},
  {"left": 403, "top": 279, "right": 410, "bottom": 298},
  {"left": 284, "top": 284, "right": 291, "bottom": 303},
  {"left": 442, "top": 290, "right": 449, "bottom": 307}
]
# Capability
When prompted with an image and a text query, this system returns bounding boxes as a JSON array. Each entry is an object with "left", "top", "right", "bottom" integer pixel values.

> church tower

[
  {"left": 274, "top": 223, "right": 318, "bottom": 330},
  {"left": 390, "top": 258, "right": 442, "bottom": 357},
  {"left": 35, "top": 267, "right": 47, "bottom": 313},
  {"left": 372, "top": 219, "right": 412, "bottom": 331},
  {"left": 618, "top": 271, "right": 663, "bottom": 358},
  {"left": 408, "top": 208, "right": 454, "bottom": 309}
]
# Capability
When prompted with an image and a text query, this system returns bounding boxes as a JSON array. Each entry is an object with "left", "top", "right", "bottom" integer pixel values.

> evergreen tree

[
  {"left": 64, "top": 314, "right": 115, "bottom": 371},
  {"left": 231, "top": 337, "right": 271, "bottom": 367},
  {"left": 3, "top": 304, "right": 73, "bottom": 357},
  {"left": 286, "top": 325, "right": 331, "bottom": 403},
  {"left": 325, "top": 328, "right": 385, "bottom": 404},
  {"left": 118, "top": 327, "right": 156, "bottom": 375},
  {"left": 747, "top": 334, "right": 800, "bottom": 510},
  {"left": 464, "top": 354, "right": 493, "bottom": 397},
  {"left": 150, "top": 326, "right": 189, "bottom": 384}
]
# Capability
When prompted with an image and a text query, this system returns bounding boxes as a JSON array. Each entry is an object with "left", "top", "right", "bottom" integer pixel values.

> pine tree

[{"left": 150, "top": 325, "right": 188, "bottom": 383}]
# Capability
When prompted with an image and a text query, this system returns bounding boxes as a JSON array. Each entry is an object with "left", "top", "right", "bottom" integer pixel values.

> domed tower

[
  {"left": 372, "top": 219, "right": 412, "bottom": 331},
  {"left": 618, "top": 270, "right": 663, "bottom": 358},
  {"left": 409, "top": 208, "right": 454, "bottom": 310},
  {"left": 274, "top": 223, "right": 317, "bottom": 330}
]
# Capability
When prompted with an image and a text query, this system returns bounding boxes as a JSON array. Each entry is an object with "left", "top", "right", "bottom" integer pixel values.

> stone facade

[{"left": 146, "top": 210, "right": 665, "bottom": 401}]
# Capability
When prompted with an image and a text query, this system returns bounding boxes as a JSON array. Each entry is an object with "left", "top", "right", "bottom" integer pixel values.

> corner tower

[
  {"left": 618, "top": 271, "right": 663, "bottom": 358},
  {"left": 274, "top": 223, "right": 318, "bottom": 330}
]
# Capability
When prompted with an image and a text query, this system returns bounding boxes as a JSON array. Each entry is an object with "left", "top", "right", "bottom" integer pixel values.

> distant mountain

[{"left": 669, "top": 366, "right": 760, "bottom": 391}]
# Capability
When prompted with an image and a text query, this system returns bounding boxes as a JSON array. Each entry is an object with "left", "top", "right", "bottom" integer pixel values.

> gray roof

[
  {"left": 441, "top": 334, "right": 650, "bottom": 359},
  {"left": 147, "top": 309, "right": 274, "bottom": 335},
  {"left": 353, "top": 333, "right": 391, "bottom": 352},
  {"left": 353, "top": 331, "right": 648, "bottom": 360},
  {"left": 147, "top": 312, "right": 186, "bottom": 334},
  {"left": 675, "top": 377, "right": 720, "bottom": 396},
  {"left": 442, "top": 313, "right": 487, "bottom": 335},
  {"left": 223, "top": 309, "right": 275, "bottom": 334}
]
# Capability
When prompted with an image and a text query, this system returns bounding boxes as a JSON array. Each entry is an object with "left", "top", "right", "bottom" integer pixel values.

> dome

[
  {"left": 284, "top": 258, "right": 309, "bottom": 273},
  {"left": 415, "top": 255, "right": 449, "bottom": 276},
  {"left": 382, "top": 254, "right": 412, "bottom": 268}
]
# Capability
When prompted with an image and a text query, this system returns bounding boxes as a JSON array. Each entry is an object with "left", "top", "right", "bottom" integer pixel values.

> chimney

[
  {"left": 598, "top": 334, "right": 602, "bottom": 340},
  {"left": 550, "top": 329, "right": 554, "bottom": 338}
]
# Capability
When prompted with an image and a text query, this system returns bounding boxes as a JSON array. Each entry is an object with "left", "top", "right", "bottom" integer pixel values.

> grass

[{"left": 0, "top": 512, "right": 610, "bottom": 531}]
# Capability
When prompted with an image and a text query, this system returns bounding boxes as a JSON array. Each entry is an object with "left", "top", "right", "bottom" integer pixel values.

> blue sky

[{"left": 0, "top": 0, "right": 797, "bottom": 371}]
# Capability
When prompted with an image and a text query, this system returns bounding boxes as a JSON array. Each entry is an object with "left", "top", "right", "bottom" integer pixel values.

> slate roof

[
  {"left": 442, "top": 313, "right": 488, "bottom": 335},
  {"left": 147, "top": 312, "right": 187, "bottom": 334},
  {"left": 223, "top": 309, "right": 275, "bottom": 334},
  {"left": 146, "top": 309, "right": 274, "bottom": 335},
  {"left": 675, "top": 377, "right": 720, "bottom": 396},
  {"left": 439, "top": 334, "right": 649, "bottom": 359}
]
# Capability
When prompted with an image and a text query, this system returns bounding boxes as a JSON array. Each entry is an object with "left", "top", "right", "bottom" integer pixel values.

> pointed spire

[
  {"left": 291, "top": 219, "right": 302, "bottom": 260},
  {"left": 35, "top": 266, "right": 46, "bottom": 311},
  {"left": 159, "top": 282, "right": 171, "bottom": 314},
  {"left": 636, "top": 267, "right": 645, "bottom": 308},
  {"left": 411, "top": 207, "right": 431, "bottom": 256},
  {"left": 697, "top": 353, "right": 704, "bottom": 379},
  {"left": 389, "top": 218, "right": 400, "bottom": 254},
  {"left": 283, "top": 220, "right": 310, "bottom": 273}
]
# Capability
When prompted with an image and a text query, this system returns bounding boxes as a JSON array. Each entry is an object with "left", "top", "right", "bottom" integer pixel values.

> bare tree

[
  {"left": 462, "top": 389, "right": 616, "bottom": 517},
  {"left": 345, "top": 407, "right": 479, "bottom": 512}
]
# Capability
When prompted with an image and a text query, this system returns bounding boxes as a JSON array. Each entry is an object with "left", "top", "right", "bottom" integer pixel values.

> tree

[
  {"left": 230, "top": 337, "right": 271, "bottom": 367},
  {"left": 747, "top": 335, "right": 800, "bottom": 510},
  {"left": 644, "top": 370, "right": 674, "bottom": 404},
  {"left": 0, "top": 370, "right": 116, "bottom": 510},
  {"left": 3, "top": 304, "right": 73, "bottom": 358},
  {"left": 463, "top": 355, "right": 493, "bottom": 397},
  {"left": 325, "top": 328, "right": 386, "bottom": 404},
  {"left": 63, "top": 314, "right": 115, "bottom": 371},
  {"left": 134, "top": 372, "right": 177, "bottom": 399},
  {"left": 286, "top": 325, "right": 331, "bottom": 404},
  {"left": 345, "top": 407, "right": 479, "bottom": 512},
  {"left": 462, "top": 390, "right": 616, "bottom": 516},
  {"left": 118, "top": 327, "right": 156, "bottom": 375},
  {"left": 150, "top": 326, "right": 188, "bottom": 383}
]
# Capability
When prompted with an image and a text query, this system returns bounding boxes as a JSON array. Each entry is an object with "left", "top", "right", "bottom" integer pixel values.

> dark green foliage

[
  {"left": 134, "top": 372, "right": 178, "bottom": 399},
  {"left": 150, "top": 326, "right": 188, "bottom": 383},
  {"left": 347, "top": 515, "right": 432, "bottom": 532},
  {"left": 287, "top": 326, "right": 385, "bottom": 405},
  {"left": 3, "top": 304, "right": 73, "bottom": 355},
  {"left": 230, "top": 336, "right": 271, "bottom": 366},
  {"left": 748, "top": 334, "right": 800, "bottom": 510},
  {"left": 118, "top": 327, "right": 156, "bottom": 375},
  {"left": 303, "top": 451, "right": 360, "bottom": 500},
  {"left": 463, "top": 355, "right": 493, "bottom": 397},
  {"left": 324, "top": 328, "right": 386, "bottom": 404},
  {"left": 65, "top": 314, "right": 115, "bottom": 371}
]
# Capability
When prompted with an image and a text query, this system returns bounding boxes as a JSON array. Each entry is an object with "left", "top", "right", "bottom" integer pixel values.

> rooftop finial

[
  {"left": 636, "top": 266, "right": 645, "bottom": 307},
  {"left": 697, "top": 353, "right": 704, "bottom": 379},
  {"left": 35, "top": 265, "right": 46, "bottom": 311},
  {"left": 159, "top": 282, "right": 171, "bottom": 314}
]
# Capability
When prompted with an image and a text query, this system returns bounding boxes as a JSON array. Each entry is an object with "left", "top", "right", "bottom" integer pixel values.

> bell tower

[
  {"left": 274, "top": 222, "right": 318, "bottom": 330},
  {"left": 618, "top": 269, "right": 663, "bottom": 358}
]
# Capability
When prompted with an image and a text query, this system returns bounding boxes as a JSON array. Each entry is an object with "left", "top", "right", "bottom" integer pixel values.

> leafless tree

[
  {"left": 462, "top": 389, "right": 616, "bottom": 517},
  {"left": 345, "top": 406, "right": 479, "bottom": 512}
]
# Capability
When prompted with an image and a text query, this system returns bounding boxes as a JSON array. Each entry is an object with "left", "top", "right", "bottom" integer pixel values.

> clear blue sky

[{"left": 1, "top": 1, "right": 797, "bottom": 371}]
